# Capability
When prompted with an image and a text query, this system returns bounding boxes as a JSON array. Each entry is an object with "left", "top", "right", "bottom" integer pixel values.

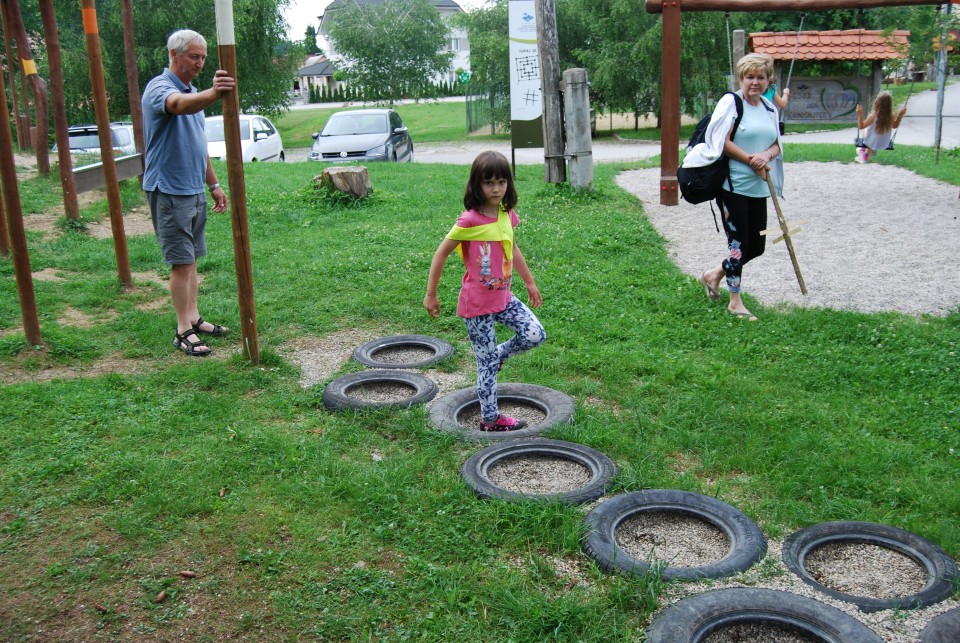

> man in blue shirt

[{"left": 142, "top": 29, "right": 235, "bottom": 356}]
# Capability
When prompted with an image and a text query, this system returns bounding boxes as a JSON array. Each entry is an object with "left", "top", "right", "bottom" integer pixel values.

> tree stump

[{"left": 314, "top": 166, "right": 372, "bottom": 199}]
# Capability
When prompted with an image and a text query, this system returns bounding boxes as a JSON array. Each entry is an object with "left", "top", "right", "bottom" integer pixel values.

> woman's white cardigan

[{"left": 681, "top": 90, "right": 784, "bottom": 197}]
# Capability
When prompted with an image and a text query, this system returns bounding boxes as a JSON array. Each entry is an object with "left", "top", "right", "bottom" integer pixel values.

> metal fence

[{"left": 465, "top": 83, "right": 507, "bottom": 135}]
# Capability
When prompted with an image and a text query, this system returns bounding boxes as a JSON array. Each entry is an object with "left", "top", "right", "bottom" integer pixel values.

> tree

[
  {"left": 304, "top": 24, "right": 321, "bottom": 55},
  {"left": 324, "top": 0, "right": 453, "bottom": 104},
  {"left": 452, "top": 0, "right": 510, "bottom": 131}
]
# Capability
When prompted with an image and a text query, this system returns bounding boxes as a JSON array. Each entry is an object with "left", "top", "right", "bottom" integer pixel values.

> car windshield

[
  {"left": 320, "top": 114, "right": 387, "bottom": 137},
  {"left": 205, "top": 119, "right": 250, "bottom": 142},
  {"left": 68, "top": 131, "right": 100, "bottom": 149}
]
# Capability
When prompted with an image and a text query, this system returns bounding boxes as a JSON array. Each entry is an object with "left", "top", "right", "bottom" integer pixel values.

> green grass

[{"left": 1, "top": 139, "right": 958, "bottom": 638}]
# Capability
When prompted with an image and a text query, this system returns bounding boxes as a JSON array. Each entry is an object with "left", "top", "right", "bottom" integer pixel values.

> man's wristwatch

[{"left": 209, "top": 182, "right": 220, "bottom": 192}]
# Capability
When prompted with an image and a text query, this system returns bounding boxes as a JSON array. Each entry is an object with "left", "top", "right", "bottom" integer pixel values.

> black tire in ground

[
  {"left": 428, "top": 383, "right": 575, "bottom": 442},
  {"left": 352, "top": 335, "right": 454, "bottom": 369},
  {"left": 782, "top": 521, "right": 959, "bottom": 613},
  {"left": 583, "top": 489, "right": 767, "bottom": 581},
  {"left": 919, "top": 606, "right": 960, "bottom": 643},
  {"left": 322, "top": 370, "right": 439, "bottom": 411},
  {"left": 461, "top": 438, "right": 616, "bottom": 504},
  {"left": 645, "top": 588, "right": 885, "bottom": 643}
]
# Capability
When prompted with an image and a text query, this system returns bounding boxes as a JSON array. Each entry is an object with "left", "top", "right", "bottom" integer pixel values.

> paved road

[{"left": 285, "top": 80, "right": 958, "bottom": 164}]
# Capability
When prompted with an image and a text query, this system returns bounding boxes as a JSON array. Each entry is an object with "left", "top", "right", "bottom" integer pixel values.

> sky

[{"left": 282, "top": 0, "right": 488, "bottom": 41}]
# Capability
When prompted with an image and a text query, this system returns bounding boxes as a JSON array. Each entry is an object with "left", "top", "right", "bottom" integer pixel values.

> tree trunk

[{"left": 316, "top": 166, "right": 372, "bottom": 199}]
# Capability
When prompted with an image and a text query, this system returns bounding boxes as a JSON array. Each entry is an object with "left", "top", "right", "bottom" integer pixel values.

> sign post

[{"left": 509, "top": 0, "right": 543, "bottom": 171}]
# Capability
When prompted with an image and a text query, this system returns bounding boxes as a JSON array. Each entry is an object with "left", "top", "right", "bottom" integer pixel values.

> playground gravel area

[{"left": 616, "top": 162, "right": 960, "bottom": 317}]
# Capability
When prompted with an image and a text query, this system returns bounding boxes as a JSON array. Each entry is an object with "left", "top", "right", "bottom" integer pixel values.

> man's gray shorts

[{"left": 147, "top": 190, "right": 207, "bottom": 265}]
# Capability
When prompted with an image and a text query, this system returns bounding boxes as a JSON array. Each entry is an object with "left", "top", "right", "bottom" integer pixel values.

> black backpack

[{"left": 677, "top": 92, "right": 743, "bottom": 205}]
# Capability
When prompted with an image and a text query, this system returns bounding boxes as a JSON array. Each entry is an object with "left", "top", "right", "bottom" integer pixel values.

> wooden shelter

[{"left": 750, "top": 29, "right": 910, "bottom": 124}]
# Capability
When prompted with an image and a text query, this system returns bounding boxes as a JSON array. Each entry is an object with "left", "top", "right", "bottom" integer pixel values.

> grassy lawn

[{"left": 1, "top": 139, "right": 958, "bottom": 638}]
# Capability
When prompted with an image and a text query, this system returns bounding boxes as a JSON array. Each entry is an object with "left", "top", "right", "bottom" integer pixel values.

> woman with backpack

[{"left": 692, "top": 53, "right": 784, "bottom": 321}]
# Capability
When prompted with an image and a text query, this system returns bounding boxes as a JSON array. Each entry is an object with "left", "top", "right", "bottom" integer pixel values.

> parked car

[
  {"left": 205, "top": 114, "right": 284, "bottom": 162},
  {"left": 308, "top": 109, "right": 413, "bottom": 162},
  {"left": 53, "top": 122, "right": 137, "bottom": 157}
]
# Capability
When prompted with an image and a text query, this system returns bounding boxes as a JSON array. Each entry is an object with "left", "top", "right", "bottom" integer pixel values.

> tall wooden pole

[
  {"left": 659, "top": 1, "right": 681, "bottom": 205},
  {"left": 535, "top": 0, "right": 565, "bottom": 183},
  {"left": 4, "top": 0, "right": 48, "bottom": 175},
  {"left": 0, "top": 50, "right": 40, "bottom": 346},
  {"left": 1, "top": 2, "right": 24, "bottom": 150},
  {"left": 38, "top": 0, "right": 79, "bottom": 220},
  {"left": 80, "top": 0, "right": 131, "bottom": 287},
  {"left": 120, "top": 0, "right": 144, "bottom": 156},
  {"left": 215, "top": 0, "right": 260, "bottom": 365}
]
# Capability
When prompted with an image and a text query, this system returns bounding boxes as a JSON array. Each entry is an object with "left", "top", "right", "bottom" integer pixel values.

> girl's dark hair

[{"left": 463, "top": 151, "right": 517, "bottom": 212}]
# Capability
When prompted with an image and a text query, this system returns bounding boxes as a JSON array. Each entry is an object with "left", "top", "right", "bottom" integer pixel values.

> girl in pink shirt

[{"left": 424, "top": 151, "right": 546, "bottom": 431}]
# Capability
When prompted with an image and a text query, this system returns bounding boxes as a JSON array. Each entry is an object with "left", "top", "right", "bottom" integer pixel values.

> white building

[{"left": 319, "top": 0, "right": 470, "bottom": 86}]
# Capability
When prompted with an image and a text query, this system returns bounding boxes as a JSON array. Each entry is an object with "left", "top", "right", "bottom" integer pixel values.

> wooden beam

[
  {"left": 659, "top": 1, "right": 681, "bottom": 205},
  {"left": 646, "top": 0, "right": 943, "bottom": 13},
  {"left": 73, "top": 154, "right": 142, "bottom": 194}
]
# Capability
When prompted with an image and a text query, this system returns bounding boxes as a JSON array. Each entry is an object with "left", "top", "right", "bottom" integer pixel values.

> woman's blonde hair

[{"left": 735, "top": 53, "right": 774, "bottom": 83}]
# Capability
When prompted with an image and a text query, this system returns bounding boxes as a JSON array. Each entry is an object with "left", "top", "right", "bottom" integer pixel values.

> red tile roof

[{"left": 750, "top": 30, "right": 910, "bottom": 61}]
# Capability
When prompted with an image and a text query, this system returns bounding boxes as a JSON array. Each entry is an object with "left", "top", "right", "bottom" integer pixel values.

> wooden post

[
  {"left": 1, "top": 2, "right": 24, "bottom": 151},
  {"left": 535, "top": 0, "right": 565, "bottom": 183},
  {"left": 215, "top": 0, "right": 260, "bottom": 365},
  {"left": 80, "top": 0, "right": 132, "bottom": 287},
  {"left": 38, "top": 0, "right": 79, "bottom": 220},
  {"left": 120, "top": 0, "right": 145, "bottom": 156},
  {"left": 659, "top": 0, "right": 681, "bottom": 205},
  {"left": 0, "top": 51, "right": 40, "bottom": 346},
  {"left": 4, "top": 0, "right": 48, "bottom": 173},
  {"left": 562, "top": 68, "right": 592, "bottom": 190},
  {"left": 733, "top": 29, "right": 745, "bottom": 90}
]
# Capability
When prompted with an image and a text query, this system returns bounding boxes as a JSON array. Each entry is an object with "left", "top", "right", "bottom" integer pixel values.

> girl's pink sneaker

[{"left": 479, "top": 414, "right": 527, "bottom": 432}]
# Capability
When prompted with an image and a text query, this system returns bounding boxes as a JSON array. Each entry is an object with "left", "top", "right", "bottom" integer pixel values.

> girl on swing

[{"left": 855, "top": 92, "right": 907, "bottom": 164}]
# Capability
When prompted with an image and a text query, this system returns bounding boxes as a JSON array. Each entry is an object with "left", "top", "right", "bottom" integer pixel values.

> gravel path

[{"left": 616, "top": 163, "right": 960, "bottom": 316}]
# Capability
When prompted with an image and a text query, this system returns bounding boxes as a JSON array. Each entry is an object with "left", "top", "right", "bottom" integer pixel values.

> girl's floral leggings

[{"left": 463, "top": 295, "right": 546, "bottom": 422}]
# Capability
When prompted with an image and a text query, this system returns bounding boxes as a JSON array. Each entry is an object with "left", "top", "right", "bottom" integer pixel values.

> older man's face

[{"left": 170, "top": 40, "right": 207, "bottom": 84}]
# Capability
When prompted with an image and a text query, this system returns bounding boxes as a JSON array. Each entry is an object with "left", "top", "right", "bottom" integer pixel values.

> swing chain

[
  {"left": 785, "top": 12, "right": 806, "bottom": 91},
  {"left": 725, "top": 12, "right": 734, "bottom": 91}
]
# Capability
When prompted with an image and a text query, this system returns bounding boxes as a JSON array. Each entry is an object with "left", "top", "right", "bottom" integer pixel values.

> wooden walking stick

[{"left": 763, "top": 173, "right": 807, "bottom": 295}]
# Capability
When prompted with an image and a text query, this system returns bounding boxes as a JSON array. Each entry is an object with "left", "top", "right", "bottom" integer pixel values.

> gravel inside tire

[
  {"left": 322, "top": 369, "right": 439, "bottom": 411},
  {"left": 781, "top": 521, "right": 959, "bottom": 613},
  {"left": 460, "top": 438, "right": 616, "bottom": 504},
  {"left": 352, "top": 335, "right": 454, "bottom": 369},
  {"left": 918, "top": 606, "right": 960, "bottom": 642},
  {"left": 428, "top": 383, "right": 575, "bottom": 441},
  {"left": 583, "top": 489, "right": 767, "bottom": 581},
  {"left": 644, "top": 588, "right": 885, "bottom": 643}
]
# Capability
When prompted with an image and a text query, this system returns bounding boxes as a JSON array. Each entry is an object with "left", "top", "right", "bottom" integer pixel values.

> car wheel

[
  {"left": 279, "top": 151, "right": 285, "bottom": 162},
  {"left": 645, "top": 588, "right": 885, "bottom": 643},
  {"left": 583, "top": 489, "right": 767, "bottom": 581},
  {"left": 322, "top": 370, "right": 439, "bottom": 411},
  {"left": 461, "top": 438, "right": 616, "bottom": 505},
  {"left": 781, "top": 521, "right": 959, "bottom": 612}
]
